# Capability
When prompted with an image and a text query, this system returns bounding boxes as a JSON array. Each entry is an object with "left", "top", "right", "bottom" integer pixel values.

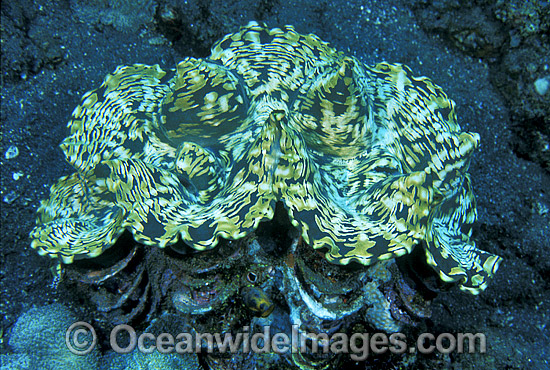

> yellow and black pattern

[{"left": 30, "top": 22, "right": 501, "bottom": 293}]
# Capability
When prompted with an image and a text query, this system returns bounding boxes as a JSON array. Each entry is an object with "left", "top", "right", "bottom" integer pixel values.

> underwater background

[{"left": 1, "top": 0, "right": 549, "bottom": 369}]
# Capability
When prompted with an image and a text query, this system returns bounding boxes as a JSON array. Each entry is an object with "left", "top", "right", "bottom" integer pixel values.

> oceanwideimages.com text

[{"left": 66, "top": 322, "right": 487, "bottom": 361}]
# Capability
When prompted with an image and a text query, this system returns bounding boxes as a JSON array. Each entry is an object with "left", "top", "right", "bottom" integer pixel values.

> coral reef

[
  {"left": 105, "top": 351, "right": 201, "bottom": 370},
  {"left": 57, "top": 218, "right": 433, "bottom": 368},
  {"left": 1, "top": 304, "right": 99, "bottom": 370}
]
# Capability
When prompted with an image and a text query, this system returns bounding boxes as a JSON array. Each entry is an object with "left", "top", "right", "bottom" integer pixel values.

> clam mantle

[{"left": 30, "top": 22, "right": 501, "bottom": 294}]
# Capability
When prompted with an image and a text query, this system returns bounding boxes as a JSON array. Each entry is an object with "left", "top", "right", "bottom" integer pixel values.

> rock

[{"left": 534, "top": 77, "right": 550, "bottom": 95}]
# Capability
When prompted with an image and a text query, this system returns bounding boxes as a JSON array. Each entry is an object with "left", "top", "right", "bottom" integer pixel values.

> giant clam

[{"left": 30, "top": 22, "right": 500, "bottom": 295}]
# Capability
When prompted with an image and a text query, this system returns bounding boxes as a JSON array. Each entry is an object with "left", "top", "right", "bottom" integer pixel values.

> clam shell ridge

[{"left": 29, "top": 22, "right": 501, "bottom": 294}]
